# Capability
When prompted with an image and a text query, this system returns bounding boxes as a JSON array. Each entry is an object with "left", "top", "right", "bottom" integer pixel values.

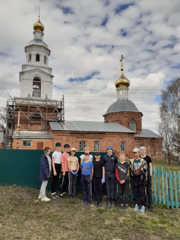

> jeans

[
  {"left": 105, "top": 173, "right": 115, "bottom": 200},
  {"left": 60, "top": 172, "right": 68, "bottom": 194},
  {"left": 68, "top": 171, "right": 78, "bottom": 195},
  {"left": 93, "top": 177, "right": 102, "bottom": 202},
  {"left": 39, "top": 181, "right": 48, "bottom": 198},
  {"left": 118, "top": 180, "right": 129, "bottom": 205},
  {"left": 81, "top": 175, "right": 91, "bottom": 203},
  {"left": 51, "top": 163, "right": 61, "bottom": 194},
  {"left": 133, "top": 176, "right": 145, "bottom": 206}
]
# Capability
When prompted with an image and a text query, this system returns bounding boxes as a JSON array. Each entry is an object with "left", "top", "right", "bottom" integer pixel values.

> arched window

[
  {"left": 36, "top": 54, "right": 40, "bottom": 62},
  {"left": 130, "top": 120, "right": 136, "bottom": 132},
  {"left": 44, "top": 56, "right": 47, "bottom": 64},
  {"left": 32, "top": 77, "right": 41, "bottom": 97},
  {"left": 94, "top": 140, "right": 100, "bottom": 151},
  {"left": 28, "top": 54, "right": 31, "bottom": 62},
  {"left": 79, "top": 141, "right": 86, "bottom": 152}
]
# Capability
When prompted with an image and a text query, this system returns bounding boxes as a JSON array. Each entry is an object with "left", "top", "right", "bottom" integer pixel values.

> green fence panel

[
  {"left": 165, "top": 171, "right": 169, "bottom": 206},
  {"left": 161, "top": 167, "right": 165, "bottom": 205},
  {"left": 169, "top": 172, "right": 174, "bottom": 209},
  {"left": 174, "top": 172, "right": 178, "bottom": 209},
  {"left": 153, "top": 167, "right": 157, "bottom": 204},
  {"left": 178, "top": 172, "right": 180, "bottom": 203},
  {"left": 157, "top": 167, "right": 161, "bottom": 204}
]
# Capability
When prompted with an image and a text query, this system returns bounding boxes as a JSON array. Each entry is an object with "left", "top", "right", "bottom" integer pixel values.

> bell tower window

[
  {"left": 32, "top": 77, "right": 41, "bottom": 97},
  {"left": 36, "top": 54, "right": 40, "bottom": 62},
  {"left": 130, "top": 120, "right": 136, "bottom": 132}
]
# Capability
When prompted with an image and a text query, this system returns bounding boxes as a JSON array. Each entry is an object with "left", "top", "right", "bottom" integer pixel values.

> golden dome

[
  {"left": 115, "top": 73, "right": 130, "bottom": 88},
  {"left": 33, "top": 16, "right": 44, "bottom": 32},
  {"left": 115, "top": 55, "right": 130, "bottom": 88}
]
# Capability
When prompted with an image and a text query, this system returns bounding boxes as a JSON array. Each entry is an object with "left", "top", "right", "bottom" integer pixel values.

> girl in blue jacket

[{"left": 38, "top": 147, "right": 51, "bottom": 202}]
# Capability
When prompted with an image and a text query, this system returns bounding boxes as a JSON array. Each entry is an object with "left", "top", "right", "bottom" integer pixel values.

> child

[
  {"left": 38, "top": 147, "right": 51, "bottom": 202},
  {"left": 51, "top": 142, "right": 62, "bottom": 199},
  {"left": 140, "top": 146, "right": 153, "bottom": 212},
  {"left": 115, "top": 153, "right": 129, "bottom": 210},
  {"left": 80, "top": 147, "right": 93, "bottom": 164},
  {"left": 67, "top": 147, "right": 79, "bottom": 200},
  {"left": 60, "top": 144, "right": 70, "bottom": 198},
  {"left": 92, "top": 152, "right": 105, "bottom": 207},
  {"left": 81, "top": 152, "right": 94, "bottom": 206},
  {"left": 103, "top": 146, "right": 118, "bottom": 208},
  {"left": 130, "top": 148, "right": 147, "bottom": 213}
]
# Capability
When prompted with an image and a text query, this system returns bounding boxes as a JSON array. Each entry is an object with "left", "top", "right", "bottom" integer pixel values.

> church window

[
  {"left": 32, "top": 77, "right": 41, "bottom": 97},
  {"left": 44, "top": 56, "right": 47, "bottom": 64},
  {"left": 36, "top": 54, "right": 40, "bottom": 62},
  {"left": 79, "top": 141, "right": 86, "bottom": 151},
  {"left": 120, "top": 142, "right": 126, "bottom": 152},
  {"left": 130, "top": 120, "right": 136, "bottom": 132},
  {"left": 28, "top": 54, "right": 32, "bottom": 62},
  {"left": 94, "top": 140, "right": 100, "bottom": 151}
]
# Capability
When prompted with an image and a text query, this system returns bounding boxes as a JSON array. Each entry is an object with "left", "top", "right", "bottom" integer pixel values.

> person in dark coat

[
  {"left": 38, "top": 147, "right": 51, "bottom": 202},
  {"left": 103, "top": 145, "right": 118, "bottom": 208}
]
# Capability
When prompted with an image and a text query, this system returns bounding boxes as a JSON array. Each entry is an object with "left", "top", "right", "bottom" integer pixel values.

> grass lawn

[{"left": 0, "top": 185, "right": 180, "bottom": 240}]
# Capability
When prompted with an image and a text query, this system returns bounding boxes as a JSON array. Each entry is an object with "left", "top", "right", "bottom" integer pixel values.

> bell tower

[{"left": 19, "top": 14, "right": 53, "bottom": 99}]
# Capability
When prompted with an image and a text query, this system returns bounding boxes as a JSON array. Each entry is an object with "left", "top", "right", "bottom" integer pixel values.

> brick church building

[{"left": 11, "top": 16, "right": 162, "bottom": 159}]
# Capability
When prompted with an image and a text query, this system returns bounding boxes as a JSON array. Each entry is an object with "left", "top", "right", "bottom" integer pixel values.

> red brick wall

[
  {"left": 0, "top": 142, "right": 4, "bottom": 149},
  {"left": 103, "top": 112, "right": 143, "bottom": 134},
  {"left": 12, "top": 138, "right": 54, "bottom": 150},
  {"left": 134, "top": 137, "right": 163, "bottom": 160}
]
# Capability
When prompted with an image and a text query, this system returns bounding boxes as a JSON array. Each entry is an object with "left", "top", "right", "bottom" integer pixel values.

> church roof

[
  {"left": 105, "top": 99, "right": 140, "bottom": 115},
  {"left": 49, "top": 121, "right": 134, "bottom": 133},
  {"left": 13, "top": 131, "right": 53, "bottom": 139},
  {"left": 135, "top": 129, "right": 161, "bottom": 138},
  {"left": 26, "top": 39, "right": 49, "bottom": 49}
]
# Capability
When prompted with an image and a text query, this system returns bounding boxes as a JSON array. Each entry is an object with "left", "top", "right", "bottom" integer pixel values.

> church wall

[
  {"left": 134, "top": 137, "right": 163, "bottom": 160},
  {"left": 51, "top": 130, "right": 135, "bottom": 157},
  {"left": 12, "top": 138, "right": 54, "bottom": 150},
  {"left": 104, "top": 112, "right": 143, "bottom": 134}
]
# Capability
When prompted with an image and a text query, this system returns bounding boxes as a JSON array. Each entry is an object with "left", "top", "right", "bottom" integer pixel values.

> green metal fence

[{"left": 0, "top": 150, "right": 180, "bottom": 208}]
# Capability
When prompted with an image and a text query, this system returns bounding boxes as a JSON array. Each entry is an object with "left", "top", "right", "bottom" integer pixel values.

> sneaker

[
  {"left": 140, "top": 206, "right": 145, "bottom": 213},
  {"left": 108, "top": 201, "right": 111, "bottom": 208},
  {"left": 55, "top": 194, "right": 60, "bottom": 198},
  {"left": 38, "top": 195, "right": 42, "bottom": 200},
  {"left": 94, "top": 201, "right": 98, "bottom": 206},
  {"left": 83, "top": 201, "right": 87, "bottom": 206},
  {"left": 149, "top": 205, "right": 153, "bottom": 212},
  {"left": 119, "top": 204, "right": 123, "bottom": 210},
  {"left": 124, "top": 204, "right": 129, "bottom": 210},
  {"left": 51, "top": 194, "right": 57, "bottom": 200},
  {"left": 134, "top": 204, "right": 139, "bottom": 212},
  {"left": 41, "top": 197, "right": 51, "bottom": 202}
]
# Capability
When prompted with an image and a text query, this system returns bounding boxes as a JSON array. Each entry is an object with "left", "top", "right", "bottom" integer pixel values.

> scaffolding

[{"left": 4, "top": 94, "right": 64, "bottom": 149}]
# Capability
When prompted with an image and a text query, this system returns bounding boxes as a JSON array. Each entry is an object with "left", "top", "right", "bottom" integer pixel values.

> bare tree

[{"left": 158, "top": 78, "right": 180, "bottom": 165}]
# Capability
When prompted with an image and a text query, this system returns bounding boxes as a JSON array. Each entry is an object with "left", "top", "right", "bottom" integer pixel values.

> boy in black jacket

[{"left": 115, "top": 153, "right": 129, "bottom": 210}]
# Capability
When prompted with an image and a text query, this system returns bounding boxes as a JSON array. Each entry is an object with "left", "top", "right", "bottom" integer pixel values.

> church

[{"left": 7, "top": 16, "right": 162, "bottom": 159}]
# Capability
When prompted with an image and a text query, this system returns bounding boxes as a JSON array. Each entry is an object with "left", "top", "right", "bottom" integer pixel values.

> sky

[{"left": 0, "top": 0, "right": 180, "bottom": 133}]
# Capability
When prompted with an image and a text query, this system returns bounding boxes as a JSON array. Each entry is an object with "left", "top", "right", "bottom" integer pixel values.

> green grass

[{"left": 0, "top": 185, "right": 180, "bottom": 240}]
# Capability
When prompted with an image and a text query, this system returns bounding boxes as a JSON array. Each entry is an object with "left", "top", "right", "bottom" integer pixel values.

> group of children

[{"left": 39, "top": 143, "right": 153, "bottom": 213}]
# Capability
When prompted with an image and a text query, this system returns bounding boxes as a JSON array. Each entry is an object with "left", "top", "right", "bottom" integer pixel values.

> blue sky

[{"left": 0, "top": 0, "right": 180, "bottom": 133}]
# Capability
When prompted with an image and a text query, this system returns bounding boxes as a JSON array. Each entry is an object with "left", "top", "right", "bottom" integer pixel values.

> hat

[
  {"left": 71, "top": 147, "right": 76, "bottom": 152},
  {"left": 133, "top": 148, "right": 140, "bottom": 153},
  {"left": 95, "top": 152, "right": 100, "bottom": 156},
  {"left": 56, "top": 142, "right": 61, "bottom": 147},
  {"left": 64, "top": 144, "right": 70, "bottom": 148},
  {"left": 140, "top": 146, "right": 146, "bottom": 151},
  {"left": 107, "top": 146, "right": 113, "bottom": 151},
  {"left": 84, "top": 152, "right": 89, "bottom": 156}
]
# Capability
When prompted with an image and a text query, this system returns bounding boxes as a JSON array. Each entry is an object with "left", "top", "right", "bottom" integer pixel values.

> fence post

[
  {"left": 161, "top": 167, "right": 165, "bottom": 205},
  {"left": 169, "top": 171, "right": 174, "bottom": 209},
  {"left": 165, "top": 171, "right": 169, "bottom": 206},
  {"left": 178, "top": 172, "right": 180, "bottom": 207},
  {"left": 174, "top": 172, "right": 178, "bottom": 209},
  {"left": 153, "top": 167, "right": 157, "bottom": 204},
  {"left": 157, "top": 167, "right": 161, "bottom": 204}
]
